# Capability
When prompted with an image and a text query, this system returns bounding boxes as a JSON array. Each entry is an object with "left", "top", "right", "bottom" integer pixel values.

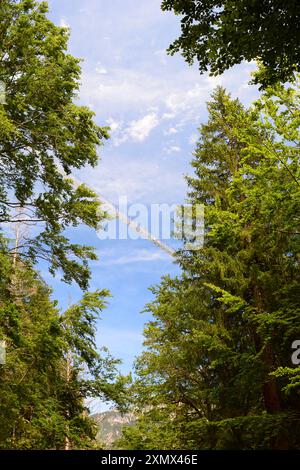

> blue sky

[{"left": 41, "top": 0, "right": 260, "bottom": 411}]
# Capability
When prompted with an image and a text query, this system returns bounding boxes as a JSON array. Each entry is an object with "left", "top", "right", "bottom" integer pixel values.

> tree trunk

[{"left": 262, "top": 343, "right": 281, "bottom": 414}]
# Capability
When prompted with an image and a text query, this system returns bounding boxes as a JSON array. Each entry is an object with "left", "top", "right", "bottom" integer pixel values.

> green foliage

[
  {"left": 119, "top": 80, "right": 300, "bottom": 450},
  {"left": 0, "top": 0, "right": 109, "bottom": 289},
  {"left": 161, "top": 0, "right": 300, "bottom": 87},
  {"left": 0, "top": 240, "right": 128, "bottom": 449}
]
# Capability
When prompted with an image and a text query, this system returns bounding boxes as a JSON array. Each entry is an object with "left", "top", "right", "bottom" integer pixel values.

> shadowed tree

[{"left": 161, "top": 0, "right": 300, "bottom": 87}]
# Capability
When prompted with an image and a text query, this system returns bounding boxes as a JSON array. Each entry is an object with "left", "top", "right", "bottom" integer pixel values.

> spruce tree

[{"left": 118, "top": 79, "right": 300, "bottom": 450}]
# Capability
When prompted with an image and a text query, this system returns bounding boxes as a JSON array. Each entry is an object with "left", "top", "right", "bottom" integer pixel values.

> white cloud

[
  {"left": 77, "top": 156, "right": 187, "bottom": 204},
  {"left": 162, "top": 112, "right": 176, "bottom": 120},
  {"left": 79, "top": 160, "right": 161, "bottom": 202},
  {"left": 80, "top": 69, "right": 163, "bottom": 112},
  {"left": 80, "top": 68, "right": 210, "bottom": 120},
  {"left": 115, "top": 112, "right": 160, "bottom": 145},
  {"left": 127, "top": 113, "right": 159, "bottom": 142},
  {"left": 106, "top": 117, "right": 121, "bottom": 133},
  {"left": 59, "top": 18, "right": 70, "bottom": 29},
  {"left": 165, "top": 83, "right": 210, "bottom": 115},
  {"left": 96, "top": 63, "right": 108, "bottom": 75},
  {"left": 166, "top": 145, "right": 181, "bottom": 154},
  {"left": 154, "top": 49, "right": 167, "bottom": 65},
  {"left": 106, "top": 249, "right": 169, "bottom": 265},
  {"left": 80, "top": 62, "right": 258, "bottom": 130},
  {"left": 164, "top": 127, "right": 178, "bottom": 136}
]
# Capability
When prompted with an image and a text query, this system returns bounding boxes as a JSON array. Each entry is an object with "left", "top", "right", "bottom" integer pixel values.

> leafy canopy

[
  {"left": 161, "top": 0, "right": 300, "bottom": 87},
  {"left": 0, "top": 0, "right": 109, "bottom": 289}
]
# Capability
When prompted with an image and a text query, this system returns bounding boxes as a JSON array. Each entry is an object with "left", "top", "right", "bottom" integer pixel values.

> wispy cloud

[
  {"left": 95, "top": 63, "right": 108, "bottom": 75},
  {"left": 80, "top": 63, "right": 258, "bottom": 142},
  {"left": 59, "top": 18, "right": 70, "bottom": 28},
  {"left": 164, "top": 126, "right": 179, "bottom": 136},
  {"left": 77, "top": 157, "right": 187, "bottom": 204},
  {"left": 166, "top": 145, "right": 181, "bottom": 154},
  {"left": 115, "top": 112, "right": 160, "bottom": 145},
  {"left": 106, "top": 117, "right": 122, "bottom": 133},
  {"left": 108, "top": 249, "right": 169, "bottom": 265},
  {"left": 93, "top": 246, "right": 171, "bottom": 268}
]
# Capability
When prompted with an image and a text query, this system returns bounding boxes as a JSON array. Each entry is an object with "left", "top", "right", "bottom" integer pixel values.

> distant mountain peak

[{"left": 92, "top": 410, "right": 135, "bottom": 448}]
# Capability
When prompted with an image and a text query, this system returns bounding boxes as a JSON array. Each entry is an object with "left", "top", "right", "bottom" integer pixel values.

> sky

[{"left": 41, "top": 0, "right": 260, "bottom": 411}]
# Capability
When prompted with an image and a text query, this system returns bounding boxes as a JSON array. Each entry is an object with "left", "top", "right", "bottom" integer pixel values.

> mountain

[{"left": 92, "top": 410, "right": 135, "bottom": 448}]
